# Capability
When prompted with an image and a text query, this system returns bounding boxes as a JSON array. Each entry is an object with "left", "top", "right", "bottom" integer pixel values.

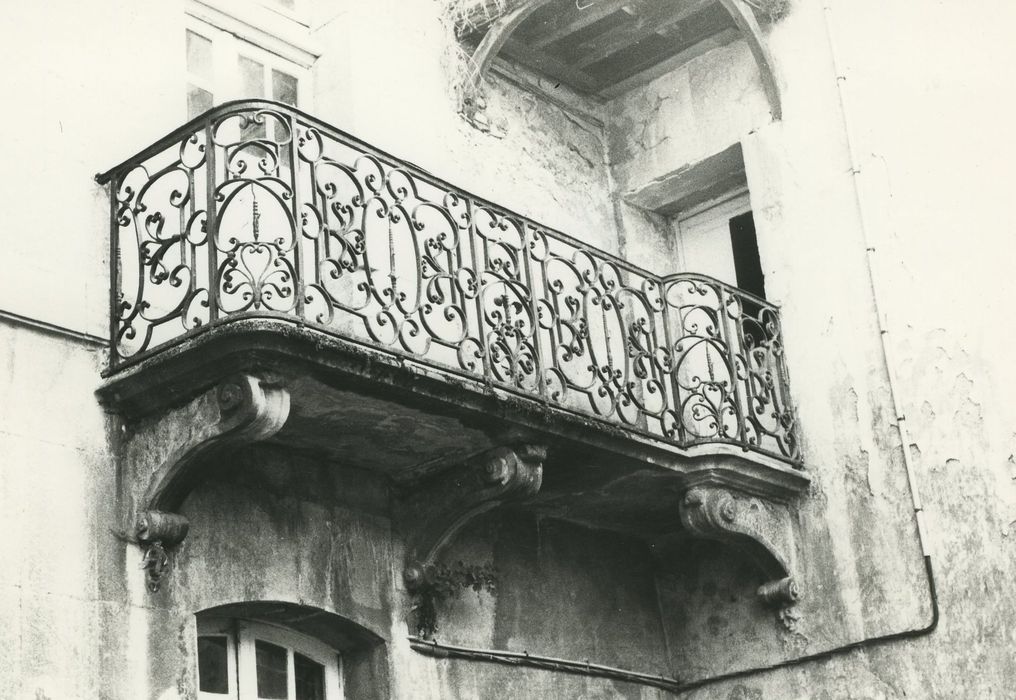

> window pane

[
  {"left": 255, "top": 640, "right": 288, "bottom": 699},
  {"left": 188, "top": 85, "right": 214, "bottom": 118},
  {"left": 197, "top": 636, "right": 229, "bottom": 694},
  {"left": 186, "top": 30, "right": 214, "bottom": 81},
  {"left": 293, "top": 653, "right": 325, "bottom": 700},
  {"left": 239, "top": 56, "right": 266, "bottom": 97},
  {"left": 272, "top": 70, "right": 298, "bottom": 106}
]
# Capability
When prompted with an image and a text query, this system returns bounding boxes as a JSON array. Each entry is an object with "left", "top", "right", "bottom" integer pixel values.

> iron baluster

[
  {"left": 659, "top": 280, "right": 684, "bottom": 443},
  {"left": 466, "top": 198, "right": 490, "bottom": 384},
  {"left": 734, "top": 285, "right": 756, "bottom": 451},
  {"left": 288, "top": 111, "right": 305, "bottom": 321},
  {"left": 522, "top": 224, "right": 545, "bottom": 401},
  {"left": 718, "top": 283, "right": 749, "bottom": 451},
  {"left": 204, "top": 118, "right": 219, "bottom": 323},
  {"left": 108, "top": 175, "right": 120, "bottom": 369}
]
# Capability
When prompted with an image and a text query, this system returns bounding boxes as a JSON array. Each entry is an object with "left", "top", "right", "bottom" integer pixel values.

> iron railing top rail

[
  {"left": 99, "top": 99, "right": 802, "bottom": 466},
  {"left": 97, "top": 100, "right": 663, "bottom": 281}
]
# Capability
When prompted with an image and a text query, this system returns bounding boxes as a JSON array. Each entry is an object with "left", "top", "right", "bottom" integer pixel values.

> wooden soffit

[{"left": 457, "top": 0, "right": 782, "bottom": 116}]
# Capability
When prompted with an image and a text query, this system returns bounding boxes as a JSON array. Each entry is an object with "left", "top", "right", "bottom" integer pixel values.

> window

[
  {"left": 184, "top": 0, "right": 318, "bottom": 118},
  {"left": 198, "top": 618, "right": 342, "bottom": 700},
  {"left": 673, "top": 190, "right": 767, "bottom": 299},
  {"left": 186, "top": 19, "right": 305, "bottom": 118}
]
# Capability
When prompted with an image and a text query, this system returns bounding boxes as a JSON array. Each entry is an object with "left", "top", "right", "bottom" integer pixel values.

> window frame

[
  {"left": 185, "top": 16, "right": 310, "bottom": 110},
  {"left": 185, "top": 0, "right": 318, "bottom": 118},
  {"left": 197, "top": 617, "right": 343, "bottom": 700},
  {"left": 673, "top": 188, "right": 755, "bottom": 290}
]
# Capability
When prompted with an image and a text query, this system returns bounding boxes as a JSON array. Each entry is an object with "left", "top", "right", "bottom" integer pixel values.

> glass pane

[
  {"left": 272, "top": 70, "right": 298, "bottom": 106},
  {"left": 255, "top": 640, "right": 288, "bottom": 699},
  {"left": 293, "top": 653, "right": 325, "bottom": 700},
  {"left": 197, "top": 636, "right": 229, "bottom": 694},
  {"left": 186, "top": 30, "right": 214, "bottom": 81},
  {"left": 188, "top": 85, "right": 214, "bottom": 119},
  {"left": 239, "top": 55, "right": 265, "bottom": 97}
]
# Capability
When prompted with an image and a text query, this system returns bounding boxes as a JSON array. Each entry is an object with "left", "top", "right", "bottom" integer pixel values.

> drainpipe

[{"left": 821, "top": 0, "right": 935, "bottom": 566}]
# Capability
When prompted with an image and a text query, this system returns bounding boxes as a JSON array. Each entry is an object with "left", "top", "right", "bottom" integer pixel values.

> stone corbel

[
  {"left": 679, "top": 486, "right": 801, "bottom": 625},
  {"left": 402, "top": 444, "right": 546, "bottom": 591},
  {"left": 133, "top": 373, "right": 290, "bottom": 591}
]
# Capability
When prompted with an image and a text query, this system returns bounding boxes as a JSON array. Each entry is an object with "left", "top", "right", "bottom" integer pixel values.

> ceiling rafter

[
  {"left": 460, "top": 0, "right": 783, "bottom": 115},
  {"left": 452, "top": 0, "right": 536, "bottom": 36},
  {"left": 523, "top": 0, "right": 643, "bottom": 49},
  {"left": 462, "top": 0, "right": 558, "bottom": 96},
  {"left": 596, "top": 27, "right": 738, "bottom": 99},
  {"left": 567, "top": 0, "right": 718, "bottom": 70},
  {"left": 502, "top": 37, "right": 601, "bottom": 93}
]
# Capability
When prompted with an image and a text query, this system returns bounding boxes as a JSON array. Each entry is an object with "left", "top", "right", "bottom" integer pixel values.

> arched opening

[{"left": 195, "top": 602, "right": 389, "bottom": 700}]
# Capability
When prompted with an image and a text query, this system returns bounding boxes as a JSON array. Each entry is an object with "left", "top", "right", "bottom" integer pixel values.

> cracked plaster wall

[
  {"left": 308, "top": 0, "right": 618, "bottom": 255},
  {"left": 590, "top": 0, "right": 1016, "bottom": 697},
  {"left": 2, "top": 0, "right": 1016, "bottom": 698}
]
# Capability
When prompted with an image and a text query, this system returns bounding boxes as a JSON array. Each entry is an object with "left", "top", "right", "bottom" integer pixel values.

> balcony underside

[
  {"left": 102, "top": 318, "right": 808, "bottom": 626},
  {"left": 100, "top": 317, "right": 808, "bottom": 522}
]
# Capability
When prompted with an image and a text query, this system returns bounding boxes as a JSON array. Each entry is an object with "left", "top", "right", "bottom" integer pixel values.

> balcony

[
  {"left": 98, "top": 99, "right": 799, "bottom": 465},
  {"left": 97, "top": 100, "right": 807, "bottom": 617}
]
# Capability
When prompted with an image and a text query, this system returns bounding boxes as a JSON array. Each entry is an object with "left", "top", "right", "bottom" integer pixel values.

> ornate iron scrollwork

[{"left": 99, "top": 100, "right": 800, "bottom": 466}]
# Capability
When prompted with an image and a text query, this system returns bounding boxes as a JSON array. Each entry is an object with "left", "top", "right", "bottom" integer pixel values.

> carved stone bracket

[
  {"left": 402, "top": 444, "right": 546, "bottom": 591},
  {"left": 131, "top": 373, "right": 290, "bottom": 591},
  {"left": 679, "top": 486, "right": 801, "bottom": 625},
  {"left": 136, "top": 510, "right": 190, "bottom": 592}
]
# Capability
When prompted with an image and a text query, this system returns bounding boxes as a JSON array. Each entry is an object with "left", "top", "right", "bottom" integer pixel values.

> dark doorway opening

[{"left": 728, "top": 210, "right": 766, "bottom": 300}]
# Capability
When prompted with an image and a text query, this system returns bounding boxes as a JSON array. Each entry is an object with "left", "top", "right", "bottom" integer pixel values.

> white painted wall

[
  {"left": 602, "top": 0, "right": 1016, "bottom": 694},
  {"left": 2, "top": 0, "right": 1016, "bottom": 696}
]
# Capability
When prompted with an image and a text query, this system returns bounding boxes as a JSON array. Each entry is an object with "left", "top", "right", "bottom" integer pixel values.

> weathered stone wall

[
  {"left": 307, "top": 0, "right": 618, "bottom": 254},
  {"left": 118, "top": 443, "right": 682, "bottom": 699},
  {"left": 592, "top": 0, "right": 1016, "bottom": 697},
  {"left": 2, "top": 0, "right": 1016, "bottom": 698},
  {"left": 0, "top": 325, "right": 117, "bottom": 699},
  {"left": 0, "top": 2, "right": 187, "bottom": 696}
]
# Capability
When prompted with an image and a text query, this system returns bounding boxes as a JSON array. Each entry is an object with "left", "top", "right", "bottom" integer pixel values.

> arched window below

[{"left": 197, "top": 617, "right": 342, "bottom": 700}]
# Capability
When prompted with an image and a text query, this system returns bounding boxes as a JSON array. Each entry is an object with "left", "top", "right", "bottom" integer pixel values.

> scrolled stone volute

[
  {"left": 126, "top": 373, "right": 291, "bottom": 593},
  {"left": 401, "top": 443, "right": 546, "bottom": 592},
  {"left": 678, "top": 485, "right": 802, "bottom": 616},
  {"left": 135, "top": 510, "right": 190, "bottom": 547}
]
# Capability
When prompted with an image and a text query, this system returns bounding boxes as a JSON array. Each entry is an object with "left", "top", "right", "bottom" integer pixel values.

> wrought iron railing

[{"left": 98, "top": 100, "right": 800, "bottom": 464}]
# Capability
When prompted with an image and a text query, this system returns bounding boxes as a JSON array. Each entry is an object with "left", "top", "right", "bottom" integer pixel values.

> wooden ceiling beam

[
  {"left": 452, "top": 0, "right": 537, "bottom": 36},
  {"left": 568, "top": 0, "right": 716, "bottom": 70},
  {"left": 462, "top": 0, "right": 558, "bottom": 96},
  {"left": 501, "top": 36, "right": 602, "bottom": 93},
  {"left": 523, "top": 0, "right": 640, "bottom": 49},
  {"left": 596, "top": 27, "right": 738, "bottom": 99}
]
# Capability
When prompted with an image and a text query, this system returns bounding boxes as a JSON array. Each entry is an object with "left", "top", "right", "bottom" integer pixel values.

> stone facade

[{"left": 1, "top": 0, "right": 1015, "bottom": 698}]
